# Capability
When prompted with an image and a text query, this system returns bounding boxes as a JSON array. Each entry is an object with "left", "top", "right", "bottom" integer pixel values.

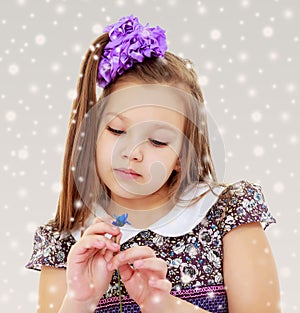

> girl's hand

[
  {"left": 65, "top": 217, "right": 121, "bottom": 307},
  {"left": 107, "top": 246, "right": 172, "bottom": 312}
]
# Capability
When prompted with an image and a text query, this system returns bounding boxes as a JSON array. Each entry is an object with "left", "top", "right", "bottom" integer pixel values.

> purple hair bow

[{"left": 97, "top": 15, "right": 168, "bottom": 88}]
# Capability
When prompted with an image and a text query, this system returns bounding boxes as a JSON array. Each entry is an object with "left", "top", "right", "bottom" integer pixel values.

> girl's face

[{"left": 95, "top": 83, "right": 185, "bottom": 207}]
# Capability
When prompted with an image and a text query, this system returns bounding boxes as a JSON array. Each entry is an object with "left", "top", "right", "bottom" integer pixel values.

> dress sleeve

[
  {"left": 25, "top": 223, "right": 77, "bottom": 271},
  {"left": 213, "top": 180, "right": 276, "bottom": 237}
]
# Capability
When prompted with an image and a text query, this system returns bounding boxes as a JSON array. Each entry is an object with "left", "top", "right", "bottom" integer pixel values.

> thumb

[{"left": 115, "top": 232, "right": 123, "bottom": 245}]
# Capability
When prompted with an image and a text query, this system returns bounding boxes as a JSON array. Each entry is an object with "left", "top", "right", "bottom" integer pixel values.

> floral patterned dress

[{"left": 26, "top": 180, "right": 276, "bottom": 313}]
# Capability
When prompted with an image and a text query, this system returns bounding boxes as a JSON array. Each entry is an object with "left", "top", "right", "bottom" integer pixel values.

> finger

[
  {"left": 118, "top": 263, "right": 134, "bottom": 283},
  {"left": 103, "top": 246, "right": 115, "bottom": 263},
  {"left": 108, "top": 246, "right": 156, "bottom": 270},
  {"left": 103, "top": 232, "right": 122, "bottom": 263},
  {"left": 114, "top": 232, "right": 122, "bottom": 245},
  {"left": 148, "top": 278, "right": 172, "bottom": 293},
  {"left": 83, "top": 220, "right": 120, "bottom": 237},
  {"left": 70, "top": 235, "right": 120, "bottom": 262},
  {"left": 68, "top": 243, "right": 99, "bottom": 267},
  {"left": 133, "top": 258, "right": 168, "bottom": 278},
  {"left": 83, "top": 234, "right": 120, "bottom": 250},
  {"left": 103, "top": 232, "right": 123, "bottom": 263}
]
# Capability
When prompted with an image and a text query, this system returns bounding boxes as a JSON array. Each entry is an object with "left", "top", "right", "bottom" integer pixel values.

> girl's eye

[
  {"left": 107, "top": 126, "right": 124, "bottom": 135},
  {"left": 106, "top": 126, "right": 167, "bottom": 146},
  {"left": 149, "top": 139, "right": 168, "bottom": 147}
]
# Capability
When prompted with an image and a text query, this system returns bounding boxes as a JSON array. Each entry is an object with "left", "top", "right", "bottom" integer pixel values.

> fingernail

[{"left": 112, "top": 242, "right": 119, "bottom": 248}]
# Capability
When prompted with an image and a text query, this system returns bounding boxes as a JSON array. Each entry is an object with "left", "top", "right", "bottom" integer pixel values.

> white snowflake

[
  {"left": 199, "top": 75, "right": 208, "bottom": 86},
  {"left": 67, "top": 89, "right": 77, "bottom": 100},
  {"left": 283, "top": 9, "right": 294, "bottom": 19},
  {"left": 251, "top": 111, "right": 262, "bottom": 122},
  {"left": 51, "top": 182, "right": 62, "bottom": 193},
  {"left": 280, "top": 266, "right": 291, "bottom": 278},
  {"left": 8, "top": 64, "right": 19, "bottom": 75},
  {"left": 55, "top": 4, "right": 66, "bottom": 14},
  {"left": 5, "top": 111, "right": 17, "bottom": 121},
  {"left": 253, "top": 145, "right": 264, "bottom": 157},
  {"left": 289, "top": 135, "right": 298, "bottom": 145},
  {"left": 18, "top": 148, "right": 29, "bottom": 160},
  {"left": 210, "top": 29, "right": 222, "bottom": 41},
  {"left": 273, "top": 182, "right": 285, "bottom": 193},
  {"left": 35, "top": 34, "right": 46, "bottom": 45}
]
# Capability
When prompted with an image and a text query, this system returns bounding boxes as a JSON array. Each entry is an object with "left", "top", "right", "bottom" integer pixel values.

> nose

[{"left": 121, "top": 142, "right": 143, "bottom": 162}]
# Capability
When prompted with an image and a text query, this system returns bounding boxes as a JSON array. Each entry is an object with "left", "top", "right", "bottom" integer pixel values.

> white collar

[{"left": 71, "top": 183, "right": 226, "bottom": 244}]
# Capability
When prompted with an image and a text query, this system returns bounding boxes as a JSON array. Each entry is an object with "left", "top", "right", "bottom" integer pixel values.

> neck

[{"left": 106, "top": 191, "right": 176, "bottom": 229}]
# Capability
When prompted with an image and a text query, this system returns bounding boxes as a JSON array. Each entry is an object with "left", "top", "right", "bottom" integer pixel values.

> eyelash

[{"left": 106, "top": 126, "right": 168, "bottom": 147}]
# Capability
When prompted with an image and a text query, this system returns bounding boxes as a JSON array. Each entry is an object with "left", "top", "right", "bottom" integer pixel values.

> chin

[{"left": 110, "top": 184, "right": 163, "bottom": 199}]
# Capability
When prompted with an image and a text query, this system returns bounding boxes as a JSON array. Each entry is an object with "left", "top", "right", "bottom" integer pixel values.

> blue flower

[{"left": 112, "top": 213, "right": 131, "bottom": 227}]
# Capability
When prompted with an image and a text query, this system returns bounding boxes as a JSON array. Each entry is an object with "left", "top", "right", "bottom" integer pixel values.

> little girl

[{"left": 26, "top": 15, "right": 281, "bottom": 313}]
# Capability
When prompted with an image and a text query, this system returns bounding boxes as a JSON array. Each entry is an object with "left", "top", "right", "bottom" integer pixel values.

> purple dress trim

[{"left": 96, "top": 285, "right": 227, "bottom": 313}]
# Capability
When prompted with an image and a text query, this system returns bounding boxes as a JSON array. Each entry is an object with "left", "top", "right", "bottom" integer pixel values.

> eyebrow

[
  {"left": 105, "top": 112, "right": 130, "bottom": 122},
  {"left": 104, "top": 112, "right": 179, "bottom": 132}
]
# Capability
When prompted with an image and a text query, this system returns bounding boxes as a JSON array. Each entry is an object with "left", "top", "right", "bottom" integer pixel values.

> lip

[{"left": 114, "top": 168, "right": 142, "bottom": 179}]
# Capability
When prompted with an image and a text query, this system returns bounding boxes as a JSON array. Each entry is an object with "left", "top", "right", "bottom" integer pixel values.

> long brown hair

[{"left": 53, "top": 33, "right": 228, "bottom": 232}]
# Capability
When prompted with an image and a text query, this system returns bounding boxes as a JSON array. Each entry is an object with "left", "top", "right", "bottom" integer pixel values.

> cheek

[
  {"left": 146, "top": 148, "right": 179, "bottom": 173},
  {"left": 96, "top": 135, "right": 114, "bottom": 169}
]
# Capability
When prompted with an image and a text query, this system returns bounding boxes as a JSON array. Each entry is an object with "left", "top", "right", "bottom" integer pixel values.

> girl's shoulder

[
  {"left": 25, "top": 221, "right": 76, "bottom": 271},
  {"left": 204, "top": 179, "right": 276, "bottom": 236},
  {"left": 214, "top": 179, "right": 267, "bottom": 209},
  {"left": 216, "top": 179, "right": 263, "bottom": 198}
]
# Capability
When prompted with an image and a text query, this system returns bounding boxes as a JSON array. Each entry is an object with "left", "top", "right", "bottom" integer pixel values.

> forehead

[
  {"left": 104, "top": 84, "right": 189, "bottom": 121},
  {"left": 105, "top": 106, "right": 185, "bottom": 130}
]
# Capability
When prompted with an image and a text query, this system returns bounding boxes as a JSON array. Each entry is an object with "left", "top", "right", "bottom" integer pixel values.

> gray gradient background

[{"left": 0, "top": 0, "right": 299, "bottom": 312}]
